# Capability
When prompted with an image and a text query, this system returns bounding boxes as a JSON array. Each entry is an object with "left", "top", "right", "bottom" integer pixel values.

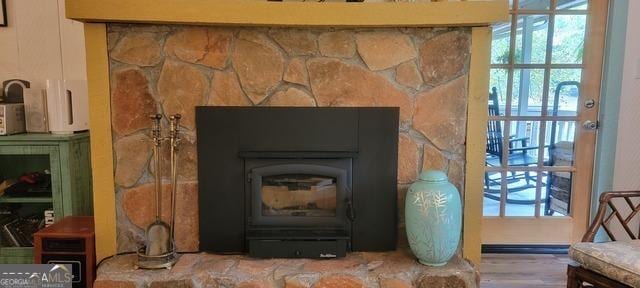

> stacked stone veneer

[{"left": 108, "top": 24, "right": 471, "bottom": 253}]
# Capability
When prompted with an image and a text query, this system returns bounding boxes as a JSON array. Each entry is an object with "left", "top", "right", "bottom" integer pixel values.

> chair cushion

[{"left": 569, "top": 240, "right": 640, "bottom": 287}]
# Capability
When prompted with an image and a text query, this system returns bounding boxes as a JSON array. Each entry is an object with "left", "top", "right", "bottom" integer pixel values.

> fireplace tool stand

[{"left": 137, "top": 114, "right": 181, "bottom": 269}]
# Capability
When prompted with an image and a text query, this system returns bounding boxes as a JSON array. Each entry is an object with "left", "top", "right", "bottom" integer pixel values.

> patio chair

[
  {"left": 484, "top": 87, "right": 541, "bottom": 204},
  {"left": 567, "top": 191, "right": 640, "bottom": 288}
]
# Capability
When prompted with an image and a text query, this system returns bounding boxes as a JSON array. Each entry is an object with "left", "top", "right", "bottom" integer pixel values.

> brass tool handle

[
  {"left": 150, "top": 114, "right": 163, "bottom": 221},
  {"left": 169, "top": 114, "right": 181, "bottom": 248}
]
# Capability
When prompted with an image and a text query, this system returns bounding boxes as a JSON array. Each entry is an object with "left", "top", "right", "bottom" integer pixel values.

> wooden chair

[
  {"left": 567, "top": 191, "right": 640, "bottom": 287},
  {"left": 484, "top": 87, "right": 540, "bottom": 204}
]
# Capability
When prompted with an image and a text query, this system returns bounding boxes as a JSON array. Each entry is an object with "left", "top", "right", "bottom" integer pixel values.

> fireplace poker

[{"left": 168, "top": 114, "right": 181, "bottom": 251}]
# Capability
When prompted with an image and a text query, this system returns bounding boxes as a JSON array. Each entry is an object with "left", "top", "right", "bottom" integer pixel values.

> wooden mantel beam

[{"left": 66, "top": 0, "right": 508, "bottom": 27}]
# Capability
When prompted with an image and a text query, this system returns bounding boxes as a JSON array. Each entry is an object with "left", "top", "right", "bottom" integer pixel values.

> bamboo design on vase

[{"left": 412, "top": 190, "right": 451, "bottom": 224}]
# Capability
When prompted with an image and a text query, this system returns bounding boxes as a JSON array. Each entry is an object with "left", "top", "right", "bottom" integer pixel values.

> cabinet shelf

[{"left": 0, "top": 196, "right": 53, "bottom": 203}]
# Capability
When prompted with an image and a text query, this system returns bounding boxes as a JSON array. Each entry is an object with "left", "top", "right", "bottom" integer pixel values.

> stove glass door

[{"left": 261, "top": 174, "right": 337, "bottom": 217}]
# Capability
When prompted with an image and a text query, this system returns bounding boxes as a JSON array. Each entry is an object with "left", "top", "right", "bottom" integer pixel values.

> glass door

[
  {"left": 0, "top": 146, "right": 61, "bottom": 263},
  {"left": 482, "top": 0, "right": 607, "bottom": 244}
]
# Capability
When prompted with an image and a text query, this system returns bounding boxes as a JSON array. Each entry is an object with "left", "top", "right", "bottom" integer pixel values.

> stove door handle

[{"left": 346, "top": 198, "right": 355, "bottom": 222}]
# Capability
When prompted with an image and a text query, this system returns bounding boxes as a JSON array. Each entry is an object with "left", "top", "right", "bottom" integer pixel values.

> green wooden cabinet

[{"left": 0, "top": 132, "right": 93, "bottom": 263}]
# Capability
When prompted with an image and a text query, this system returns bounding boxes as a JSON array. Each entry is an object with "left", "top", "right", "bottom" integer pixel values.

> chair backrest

[
  {"left": 486, "top": 87, "right": 503, "bottom": 158},
  {"left": 583, "top": 191, "right": 640, "bottom": 242}
]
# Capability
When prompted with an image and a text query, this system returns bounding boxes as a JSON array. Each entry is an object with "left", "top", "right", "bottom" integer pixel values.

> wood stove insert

[{"left": 196, "top": 107, "right": 398, "bottom": 258}]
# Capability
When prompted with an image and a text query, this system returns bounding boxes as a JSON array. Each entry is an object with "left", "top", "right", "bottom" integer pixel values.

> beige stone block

[
  {"left": 307, "top": 58, "right": 413, "bottom": 122},
  {"left": 269, "top": 29, "right": 318, "bottom": 56},
  {"left": 355, "top": 32, "right": 416, "bottom": 71},
  {"left": 111, "top": 33, "right": 162, "bottom": 66},
  {"left": 395, "top": 61, "right": 423, "bottom": 90},
  {"left": 165, "top": 27, "right": 233, "bottom": 69},
  {"left": 417, "top": 275, "right": 468, "bottom": 288},
  {"left": 209, "top": 70, "right": 252, "bottom": 106},
  {"left": 318, "top": 31, "right": 355, "bottom": 58},
  {"left": 284, "top": 57, "right": 309, "bottom": 87},
  {"left": 157, "top": 60, "right": 208, "bottom": 130},
  {"left": 422, "top": 144, "right": 447, "bottom": 172},
  {"left": 268, "top": 88, "right": 316, "bottom": 107},
  {"left": 314, "top": 275, "right": 363, "bottom": 288},
  {"left": 413, "top": 76, "right": 468, "bottom": 153},
  {"left": 419, "top": 31, "right": 470, "bottom": 85},
  {"left": 111, "top": 68, "right": 156, "bottom": 136},
  {"left": 398, "top": 134, "right": 419, "bottom": 184},
  {"left": 233, "top": 32, "right": 285, "bottom": 104},
  {"left": 114, "top": 133, "right": 151, "bottom": 188},
  {"left": 379, "top": 278, "right": 412, "bottom": 288}
]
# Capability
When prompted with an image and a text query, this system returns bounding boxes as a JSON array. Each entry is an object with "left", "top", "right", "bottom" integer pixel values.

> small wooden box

[{"left": 34, "top": 216, "right": 95, "bottom": 288}]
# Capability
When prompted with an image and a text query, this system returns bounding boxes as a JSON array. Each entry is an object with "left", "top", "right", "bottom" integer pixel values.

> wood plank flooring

[{"left": 480, "top": 254, "right": 571, "bottom": 288}]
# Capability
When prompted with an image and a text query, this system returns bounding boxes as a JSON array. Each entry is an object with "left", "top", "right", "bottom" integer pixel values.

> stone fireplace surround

[
  {"left": 110, "top": 24, "right": 471, "bottom": 255},
  {"left": 98, "top": 23, "right": 480, "bottom": 287}
]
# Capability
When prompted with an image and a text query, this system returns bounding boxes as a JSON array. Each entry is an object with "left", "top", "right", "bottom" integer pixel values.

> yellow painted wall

[{"left": 84, "top": 23, "right": 117, "bottom": 261}]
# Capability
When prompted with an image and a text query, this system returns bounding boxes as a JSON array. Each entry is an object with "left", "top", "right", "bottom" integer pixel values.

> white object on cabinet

[{"left": 46, "top": 79, "right": 89, "bottom": 134}]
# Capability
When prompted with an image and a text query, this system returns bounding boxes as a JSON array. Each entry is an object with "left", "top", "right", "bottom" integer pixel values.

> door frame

[{"left": 482, "top": 0, "right": 609, "bottom": 245}]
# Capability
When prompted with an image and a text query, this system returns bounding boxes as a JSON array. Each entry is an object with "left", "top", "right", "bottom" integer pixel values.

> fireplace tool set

[{"left": 137, "top": 114, "right": 182, "bottom": 269}]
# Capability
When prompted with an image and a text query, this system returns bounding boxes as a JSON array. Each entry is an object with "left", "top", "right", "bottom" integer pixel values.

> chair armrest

[
  {"left": 510, "top": 146, "right": 542, "bottom": 152},
  {"left": 508, "top": 136, "right": 529, "bottom": 143},
  {"left": 509, "top": 145, "right": 550, "bottom": 153},
  {"left": 598, "top": 191, "right": 640, "bottom": 202},
  {"left": 582, "top": 191, "right": 640, "bottom": 242},
  {"left": 508, "top": 137, "right": 529, "bottom": 152}
]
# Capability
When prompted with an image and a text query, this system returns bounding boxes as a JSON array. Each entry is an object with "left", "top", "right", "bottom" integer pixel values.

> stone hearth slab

[{"left": 95, "top": 249, "right": 478, "bottom": 288}]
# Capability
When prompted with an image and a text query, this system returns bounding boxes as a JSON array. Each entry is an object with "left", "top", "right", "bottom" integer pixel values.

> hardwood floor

[{"left": 480, "top": 254, "right": 571, "bottom": 288}]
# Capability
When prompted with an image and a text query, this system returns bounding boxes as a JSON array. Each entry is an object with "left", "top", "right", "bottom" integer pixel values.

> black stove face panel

[{"left": 196, "top": 107, "right": 398, "bottom": 257}]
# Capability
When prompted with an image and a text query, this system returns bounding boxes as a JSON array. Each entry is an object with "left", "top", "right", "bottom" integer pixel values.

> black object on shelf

[{"left": 4, "top": 172, "right": 52, "bottom": 197}]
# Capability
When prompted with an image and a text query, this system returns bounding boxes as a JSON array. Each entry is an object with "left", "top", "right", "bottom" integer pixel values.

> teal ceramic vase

[{"left": 405, "top": 170, "right": 462, "bottom": 266}]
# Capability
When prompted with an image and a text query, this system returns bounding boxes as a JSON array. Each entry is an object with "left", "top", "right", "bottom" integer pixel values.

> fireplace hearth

[{"left": 196, "top": 107, "right": 399, "bottom": 258}]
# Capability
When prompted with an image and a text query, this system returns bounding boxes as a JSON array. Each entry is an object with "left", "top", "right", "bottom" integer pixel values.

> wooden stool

[{"left": 34, "top": 216, "right": 95, "bottom": 288}]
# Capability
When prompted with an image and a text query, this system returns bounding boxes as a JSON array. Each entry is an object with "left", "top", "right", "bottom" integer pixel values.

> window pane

[
  {"left": 552, "top": 15, "right": 587, "bottom": 64},
  {"left": 489, "top": 69, "right": 507, "bottom": 107},
  {"left": 515, "top": 15, "right": 549, "bottom": 64},
  {"left": 504, "top": 170, "right": 539, "bottom": 216},
  {"left": 548, "top": 69, "right": 581, "bottom": 116},
  {"left": 519, "top": 0, "right": 550, "bottom": 10},
  {"left": 541, "top": 171, "right": 573, "bottom": 217},
  {"left": 492, "top": 22, "right": 512, "bottom": 64},
  {"left": 543, "top": 121, "right": 576, "bottom": 167},
  {"left": 506, "top": 121, "right": 542, "bottom": 167},
  {"left": 486, "top": 120, "right": 506, "bottom": 168},
  {"left": 512, "top": 69, "right": 545, "bottom": 116},
  {"left": 556, "top": 0, "right": 588, "bottom": 10},
  {"left": 483, "top": 171, "right": 503, "bottom": 216}
]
